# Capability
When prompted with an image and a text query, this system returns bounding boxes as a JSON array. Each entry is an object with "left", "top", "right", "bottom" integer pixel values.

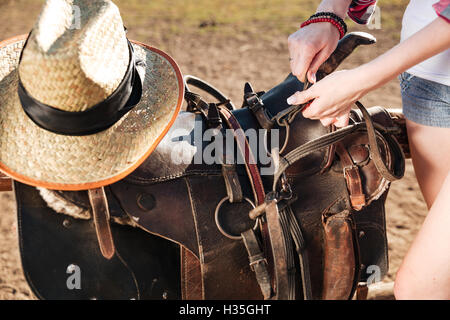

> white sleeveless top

[{"left": 401, "top": 0, "right": 450, "bottom": 86}]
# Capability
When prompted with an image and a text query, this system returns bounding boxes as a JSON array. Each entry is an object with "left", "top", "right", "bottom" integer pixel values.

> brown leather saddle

[{"left": 13, "top": 32, "right": 407, "bottom": 300}]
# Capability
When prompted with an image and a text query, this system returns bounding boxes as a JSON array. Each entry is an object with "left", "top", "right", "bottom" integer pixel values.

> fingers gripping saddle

[{"left": 14, "top": 32, "right": 406, "bottom": 300}]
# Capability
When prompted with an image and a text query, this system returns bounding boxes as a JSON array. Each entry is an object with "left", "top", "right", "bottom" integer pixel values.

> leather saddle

[{"left": 13, "top": 32, "right": 406, "bottom": 300}]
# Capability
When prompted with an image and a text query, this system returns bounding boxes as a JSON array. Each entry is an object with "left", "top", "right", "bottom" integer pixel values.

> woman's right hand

[{"left": 288, "top": 22, "right": 341, "bottom": 84}]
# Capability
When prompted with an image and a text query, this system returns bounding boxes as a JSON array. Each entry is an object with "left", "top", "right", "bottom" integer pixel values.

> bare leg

[
  {"left": 406, "top": 120, "right": 450, "bottom": 208},
  {"left": 394, "top": 170, "right": 450, "bottom": 299},
  {"left": 394, "top": 120, "right": 450, "bottom": 299}
]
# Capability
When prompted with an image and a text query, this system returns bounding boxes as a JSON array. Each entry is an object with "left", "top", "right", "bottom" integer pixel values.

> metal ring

[{"left": 214, "top": 196, "right": 258, "bottom": 240}]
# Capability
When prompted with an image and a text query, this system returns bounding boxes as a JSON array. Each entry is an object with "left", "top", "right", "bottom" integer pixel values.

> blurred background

[{"left": 0, "top": 0, "right": 427, "bottom": 299}]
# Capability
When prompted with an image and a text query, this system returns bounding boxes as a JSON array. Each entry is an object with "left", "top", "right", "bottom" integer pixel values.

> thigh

[
  {"left": 406, "top": 119, "right": 450, "bottom": 207},
  {"left": 395, "top": 170, "right": 450, "bottom": 299},
  {"left": 400, "top": 72, "right": 450, "bottom": 207}
]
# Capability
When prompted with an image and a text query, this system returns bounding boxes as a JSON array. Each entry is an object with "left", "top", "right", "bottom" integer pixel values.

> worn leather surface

[
  {"left": 15, "top": 104, "right": 399, "bottom": 300},
  {"left": 14, "top": 32, "right": 404, "bottom": 300},
  {"left": 322, "top": 210, "right": 357, "bottom": 300},
  {"left": 15, "top": 182, "right": 181, "bottom": 300}
]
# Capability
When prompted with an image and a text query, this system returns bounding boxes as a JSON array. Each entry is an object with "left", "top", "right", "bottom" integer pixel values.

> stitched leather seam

[
  {"left": 125, "top": 169, "right": 222, "bottom": 184},
  {"left": 184, "top": 177, "right": 205, "bottom": 299}
]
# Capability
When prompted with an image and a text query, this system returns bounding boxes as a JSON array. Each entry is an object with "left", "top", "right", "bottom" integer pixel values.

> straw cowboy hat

[{"left": 0, "top": 0, "right": 184, "bottom": 190}]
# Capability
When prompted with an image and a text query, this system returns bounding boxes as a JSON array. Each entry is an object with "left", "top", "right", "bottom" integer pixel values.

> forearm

[
  {"left": 357, "top": 17, "right": 450, "bottom": 92},
  {"left": 316, "top": 0, "right": 352, "bottom": 19}
]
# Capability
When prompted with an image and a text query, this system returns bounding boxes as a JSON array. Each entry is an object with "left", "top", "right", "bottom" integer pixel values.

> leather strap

[
  {"left": 206, "top": 103, "right": 223, "bottom": 129},
  {"left": 0, "top": 172, "right": 12, "bottom": 192},
  {"left": 355, "top": 102, "right": 403, "bottom": 181},
  {"left": 335, "top": 142, "right": 366, "bottom": 210},
  {"left": 221, "top": 164, "right": 244, "bottom": 203},
  {"left": 88, "top": 187, "right": 115, "bottom": 260},
  {"left": 265, "top": 200, "right": 290, "bottom": 300},
  {"left": 243, "top": 82, "right": 274, "bottom": 130},
  {"left": 273, "top": 102, "right": 402, "bottom": 191},
  {"left": 218, "top": 107, "right": 266, "bottom": 205},
  {"left": 184, "top": 75, "right": 236, "bottom": 111},
  {"left": 277, "top": 205, "right": 297, "bottom": 300},
  {"left": 241, "top": 229, "right": 272, "bottom": 299},
  {"left": 356, "top": 283, "right": 369, "bottom": 300},
  {"left": 263, "top": 199, "right": 313, "bottom": 300},
  {"left": 273, "top": 123, "right": 363, "bottom": 190},
  {"left": 284, "top": 204, "right": 312, "bottom": 300}
]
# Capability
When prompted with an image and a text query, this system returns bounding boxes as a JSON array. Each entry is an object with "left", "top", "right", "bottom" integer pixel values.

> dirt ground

[{"left": 0, "top": 0, "right": 428, "bottom": 300}]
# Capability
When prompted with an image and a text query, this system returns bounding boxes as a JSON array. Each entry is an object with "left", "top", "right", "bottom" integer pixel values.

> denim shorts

[{"left": 399, "top": 72, "right": 450, "bottom": 128}]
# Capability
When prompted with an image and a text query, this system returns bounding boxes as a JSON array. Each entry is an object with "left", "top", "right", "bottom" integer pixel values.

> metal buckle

[
  {"left": 249, "top": 257, "right": 268, "bottom": 272},
  {"left": 342, "top": 164, "right": 358, "bottom": 177}
]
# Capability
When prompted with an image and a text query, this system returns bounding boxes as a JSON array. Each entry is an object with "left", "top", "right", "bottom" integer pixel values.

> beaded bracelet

[
  {"left": 309, "top": 12, "right": 347, "bottom": 34},
  {"left": 300, "top": 11, "right": 348, "bottom": 39}
]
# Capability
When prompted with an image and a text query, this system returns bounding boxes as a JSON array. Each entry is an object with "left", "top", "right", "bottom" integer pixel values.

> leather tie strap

[
  {"left": 241, "top": 229, "right": 272, "bottom": 299},
  {"left": 88, "top": 187, "right": 115, "bottom": 260},
  {"left": 355, "top": 101, "right": 404, "bottom": 182},
  {"left": 335, "top": 142, "right": 366, "bottom": 210},
  {"left": 243, "top": 82, "right": 274, "bottom": 130},
  {"left": 273, "top": 102, "right": 402, "bottom": 191},
  {"left": 221, "top": 164, "right": 244, "bottom": 203},
  {"left": 273, "top": 122, "right": 363, "bottom": 191}
]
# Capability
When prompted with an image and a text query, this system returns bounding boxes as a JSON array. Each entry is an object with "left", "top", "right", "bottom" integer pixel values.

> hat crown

[{"left": 19, "top": 0, "right": 129, "bottom": 112}]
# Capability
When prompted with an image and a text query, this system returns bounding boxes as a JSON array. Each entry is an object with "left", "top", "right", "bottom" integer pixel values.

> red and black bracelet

[{"left": 300, "top": 12, "right": 348, "bottom": 39}]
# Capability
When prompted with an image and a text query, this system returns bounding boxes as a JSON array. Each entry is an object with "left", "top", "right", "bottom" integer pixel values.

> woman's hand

[
  {"left": 288, "top": 22, "right": 340, "bottom": 84},
  {"left": 286, "top": 69, "right": 369, "bottom": 127}
]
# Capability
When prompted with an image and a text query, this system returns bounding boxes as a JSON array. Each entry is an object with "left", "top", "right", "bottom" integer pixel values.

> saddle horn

[{"left": 318, "top": 32, "right": 376, "bottom": 78}]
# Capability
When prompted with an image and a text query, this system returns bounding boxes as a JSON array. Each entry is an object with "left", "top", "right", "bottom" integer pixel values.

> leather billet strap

[
  {"left": 241, "top": 229, "right": 272, "bottom": 299},
  {"left": 18, "top": 37, "right": 143, "bottom": 136},
  {"left": 272, "top": 102, "right": 404, "bottom": 192},
  {"left": 88, "top": 187, "right": 115, "bottom": 260},
  {"left": 261, "top": 195, "right": 312, "bottom": 300},
  {"left": 282, "top": 204, "right": 312, "bottom": 300}
]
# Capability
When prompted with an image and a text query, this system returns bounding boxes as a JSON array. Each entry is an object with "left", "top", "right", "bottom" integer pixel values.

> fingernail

[
  {"left": 287, "top": 96, "right": 296, "bottom": 105},
  {"left": 310, "top": 73, "right": 316, "bottom": 84}
]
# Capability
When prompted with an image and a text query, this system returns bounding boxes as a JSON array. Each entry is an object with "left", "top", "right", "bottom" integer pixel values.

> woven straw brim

[{"left": 0, "top": 35, "right": 184, "bottom": 190}]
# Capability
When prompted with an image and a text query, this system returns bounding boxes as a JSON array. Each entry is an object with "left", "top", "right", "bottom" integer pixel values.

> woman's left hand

[{"left": 286, "top": 69, "right": 368, "bottom": 127}]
